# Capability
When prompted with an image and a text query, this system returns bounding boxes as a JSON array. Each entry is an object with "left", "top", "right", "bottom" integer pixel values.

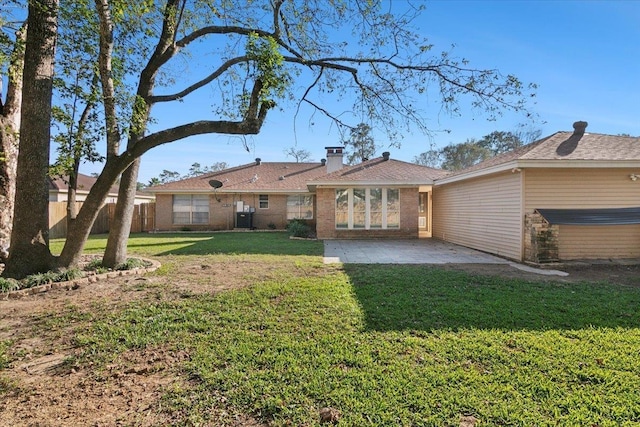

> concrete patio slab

[
  {"left": 324, "top": 239, "right": 509, "bottom": 264},
  {"left": 323, "top": 239, "right": 569, "bottom": 277}
]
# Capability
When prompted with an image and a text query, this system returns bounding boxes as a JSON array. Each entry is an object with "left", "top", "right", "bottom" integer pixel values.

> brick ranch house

[{"left": 150, "top": 122, "right": 640, "bottom": 263}]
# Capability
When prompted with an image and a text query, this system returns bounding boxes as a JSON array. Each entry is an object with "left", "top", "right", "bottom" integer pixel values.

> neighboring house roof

[
  {"left": 149, "top": 161, "right": 329, "bottom": 194},
  {"left": 437, "top": 122, "right": 640, "bottom": 184},
  {"left": 308, "top": 156, "right": 448, "bottom": 189},
  {"left": 48, "top": 173, "right": 120, "bottom": 195},
  {"left": 48, "top": 173, "right": 154, "bottom": 199}
]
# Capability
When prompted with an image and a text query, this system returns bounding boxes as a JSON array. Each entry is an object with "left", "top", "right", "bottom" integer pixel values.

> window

[
  {"left": 173, "top": 194, "right": 209, "bottom": 224},
  {"left": 259, "top": 194, "right": 269, "bottom": 209},
  {"left": 336, "top": 189, "right": 349, "bottom": 228},
  {"left": 287, "top": 195, "right": 314, "bottom": 219},
  {"left": 335, "top": 188, "right": 400, "bottom": 229}
]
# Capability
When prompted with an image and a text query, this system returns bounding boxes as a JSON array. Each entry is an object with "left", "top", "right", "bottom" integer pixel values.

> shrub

[
  {"left": 267, "top": 222, "right": 277, "bottom": 230},
  {"left": 56, "top": 268, "right": 83, "bottom": 282},
  {"left": 286, "top": 219, "right": 314, "bottom": 238},
  {"left": 115, "top": 258, "right": 148, "bottom": 271},
  {"left": 0, "top": 277, "right": 20, "bottom": 293},
  {"left": 23, "top": 271, "right": 59, "bottom": 288}
]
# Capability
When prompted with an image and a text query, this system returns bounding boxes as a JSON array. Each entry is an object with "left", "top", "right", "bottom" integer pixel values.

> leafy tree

[
  {"left": 413, "top": 149, "right": 443, "bottom": 169},
  {"left": 3, "top": 0, "right": 58, "bottom": 278},
  {"left": 49, "top": 0, "right": 105, "bottom": 227},
  {"left": 284, "top": 146, "right": 312, "bottom": 163},
  {"left": 184, "top": 161, "right": 229, "bottom": 177},
  {"left": 5, "top": 0, "right": 537, "bottom": 276},
  {"left": 343, "top": 123, "right": 378, "bottom": 165},
  {"left": 158, "top": 169, "right": 180, "bottom": 183},
  {"left": 476, "top": 128, "right": 541, "bottom": 155},
  {"left": 440, "top": 139, "right": 492, "bottom": 171},
  {"left": 415, "top": 126, "right": 541, "bottom": 171}
]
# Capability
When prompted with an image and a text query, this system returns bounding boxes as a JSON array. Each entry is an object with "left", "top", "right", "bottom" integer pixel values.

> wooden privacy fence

[{"left": 49, "top": 202, "right": 155, "bottom": 239}]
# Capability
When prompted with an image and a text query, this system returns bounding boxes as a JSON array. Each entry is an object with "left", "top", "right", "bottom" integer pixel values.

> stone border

[{"left": 1, "top": 257, "right": 161, "bottom": 300}]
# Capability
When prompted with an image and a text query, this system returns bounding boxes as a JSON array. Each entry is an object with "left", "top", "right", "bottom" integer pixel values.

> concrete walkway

[{"left": 323, "top": 239, "right": 569, "bottom": 276}]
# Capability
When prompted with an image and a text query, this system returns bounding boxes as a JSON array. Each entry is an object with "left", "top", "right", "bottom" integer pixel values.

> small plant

[
  {"left": 85, "top": 258, "right": 108, "bottom": 274},
  {"left": 267, "top": 222, "right": 277, "bottom": 230},
  {"left": 115, "top": 258, "right": 148, "bottom": 271},
  {"left": 0, "top": 340, "right": 11, "bottom": 370},
  {"left": 286, "top": 219, "right": 313, "bottom": 238},
  {"left": 23, "top": 271, "right": 59, "bottom": 288},
  {"left": 56, "top": 268, "right": 83, "bottom": 282},
  {"left": 0, "top": 277, "right": 20, "bottom": 293}
]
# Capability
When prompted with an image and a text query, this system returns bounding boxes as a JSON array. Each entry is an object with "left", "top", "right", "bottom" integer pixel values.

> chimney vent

[
  {"left": 382, "top": 151, "right": 390, "bottom": 161},
  {"left": 255, "top": 158, "right": 261, "bottom": 165},
  {"left": 573, "top": 121, "right": 588, "bottom": 135},
  {"left": 324, "top": 146, "right": 344, "bottom": 173}
]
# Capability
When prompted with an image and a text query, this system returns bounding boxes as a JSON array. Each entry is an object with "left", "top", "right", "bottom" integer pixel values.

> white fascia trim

[
  {"left": 434, "top": 159, "right": 640, "bottom": 185},
  {"left": 434, "top": 161, "right": 518, "bottom": 185},
  {"left": 309, "top": 180, "right": 435, "bottom": 187},
  {"left": 516, "top": 160, "right": 640, "bottom": 168},
  {"left": 151, "top": 189, "right": 311, "bottom": 194}
]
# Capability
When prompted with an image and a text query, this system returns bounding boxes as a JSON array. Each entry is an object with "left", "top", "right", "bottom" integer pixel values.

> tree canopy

[
  {"left": 2, "top": 0, "right": 538, "bottom": 277},
  {"left": 414, "top": 128, "right": 541, "bottom": 171}
]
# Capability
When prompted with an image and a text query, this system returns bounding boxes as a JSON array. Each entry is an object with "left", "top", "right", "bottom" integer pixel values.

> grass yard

[
  {"left": 4, "top": 232, "right": 640, "bottom": 425},
  {"left": 49, "top": 231, "right": 325, "bottom": 257}
]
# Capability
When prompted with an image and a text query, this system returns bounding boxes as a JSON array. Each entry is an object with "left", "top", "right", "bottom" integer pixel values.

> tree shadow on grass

[
  {"left": 345, "top": 264, "right": 640, "bottom": 332},
  {"left": 153, "top": 232, "right": 324, "bottom": 257}
]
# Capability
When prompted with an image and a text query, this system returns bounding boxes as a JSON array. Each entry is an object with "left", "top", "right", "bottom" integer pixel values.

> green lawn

[
  {"left": 11, "top": 233, "right": 640, "bottom": 425},
  {"left": 49, "top": 231, "right": 324, "bottom": 257}
]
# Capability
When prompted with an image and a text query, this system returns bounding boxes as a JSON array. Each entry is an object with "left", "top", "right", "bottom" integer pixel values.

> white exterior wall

[{"left": 433, "top": 171, "right": 523, "bottom": 260}]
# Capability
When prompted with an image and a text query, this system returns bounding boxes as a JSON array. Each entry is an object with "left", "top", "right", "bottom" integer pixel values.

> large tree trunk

[
  {"left": 0, "top": 25, "right": 26, "bottom": 264},
  {"left": 3, "top": 0, "right": 58, "bottom": 279},
  {"left": 58, "top": 158, "right": 124, "bottom": 268},
  {"left": 102, "top": 157, "right": 140, "bottom": 267}
]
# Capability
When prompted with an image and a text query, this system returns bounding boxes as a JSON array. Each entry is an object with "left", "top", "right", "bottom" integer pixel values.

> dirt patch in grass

[{"left": 0, "top": 255, "right": 637, "bottom": 426}]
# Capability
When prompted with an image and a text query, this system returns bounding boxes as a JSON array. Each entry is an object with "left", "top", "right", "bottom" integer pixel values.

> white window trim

[
  {"left": 335, "top": 188, "right": 399, "bottom": 230},
  {"left": 259, "top": 194, "right": 269, "bottom": 209}
]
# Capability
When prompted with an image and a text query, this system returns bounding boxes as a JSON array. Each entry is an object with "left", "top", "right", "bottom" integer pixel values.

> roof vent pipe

[
  {"left": 255, "top": 158, "right": 261, "bottom": 165},
  {"left": 321, "top": 158, "right": 326, "bottom": 165},
  {"left": 382, "top": 151, "right": 390, "bottom": 161},
  {"left": 573, "top": 121, "right": 588, "bottom": 135}
]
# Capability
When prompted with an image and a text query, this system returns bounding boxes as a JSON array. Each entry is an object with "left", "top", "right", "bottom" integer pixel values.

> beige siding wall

[
  {"left": 524, "top": 168, "right": 640, "bottom": 259},
  {"left": 316, "top": 187, "right": 419, "bottom": 239},
  {"left": 433, "top": 171, "right": 522, "bottom": 260}
]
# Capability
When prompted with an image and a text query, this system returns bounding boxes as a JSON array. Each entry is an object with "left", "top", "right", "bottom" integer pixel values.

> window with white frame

[
  {"left": 259, "top": 194, "right": 269, "bottom": 209},
  {"left": 335, "top": 188, "right": 400, "bottom": 229},
  {"left": 172, "top": 194, "right": 209, "bottom": 224},
  {"left": 286, "top": 195, "right": 313, "bottom": 219}
]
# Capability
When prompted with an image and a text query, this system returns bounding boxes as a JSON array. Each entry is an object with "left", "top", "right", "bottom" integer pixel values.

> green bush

[
  {"left": 286, "top": 219, "right": 314, "bottom": 238},
  {"left": 57, "top": 268, "right": 83, "bottom": 282},
  {"left": 115, "top": 258, "right": 148, "bottom": 271},
  {"left": 0, "top": 277, "right": 20, "bottom": 293},
  {"left": 23, "top": 271, "right": 59, "bottom": 288}
]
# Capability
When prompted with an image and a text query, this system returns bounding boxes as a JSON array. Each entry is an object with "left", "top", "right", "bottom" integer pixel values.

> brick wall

[
  {"left": 316, "top": 187, "right": 418, "bottom": 239},
  {"left": 523, "top": 212, "right": 559, "bottom": 263}
]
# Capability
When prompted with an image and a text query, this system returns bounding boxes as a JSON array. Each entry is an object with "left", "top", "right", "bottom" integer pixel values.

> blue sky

[{"left": 81, "top": 1, "right": 640, "bottom": 183}]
